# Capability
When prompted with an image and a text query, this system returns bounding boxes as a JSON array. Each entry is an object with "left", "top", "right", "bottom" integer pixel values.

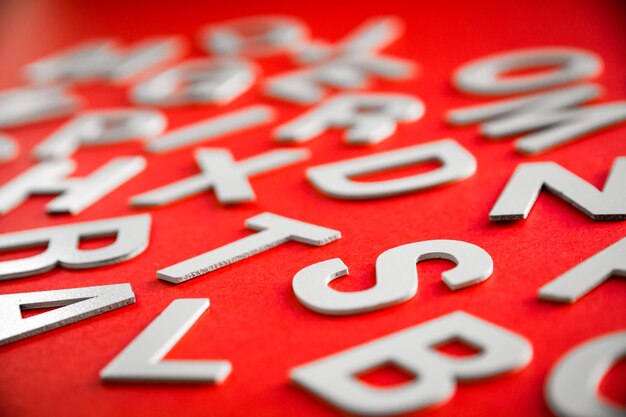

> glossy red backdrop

[{"left": 0, "top": 0, "right": 625, "bottom": 416}]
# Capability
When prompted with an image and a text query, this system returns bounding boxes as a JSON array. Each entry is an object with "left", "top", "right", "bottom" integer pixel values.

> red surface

[{"left": 0, "top": 1, "right": 625, "bottom": 416}]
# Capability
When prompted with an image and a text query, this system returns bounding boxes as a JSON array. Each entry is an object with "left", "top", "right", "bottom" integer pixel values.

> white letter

[
  {"left": 293, "top": 240, "right": 493, "bottom": 315},
  {"left": 0, "top": 157, "right": 145, "bottom": 215},
  {"left": 546, "top": 331, "right": 626, "bottom": 417},
  {"left": 0, "top": 214, "right": 150, "bottom": 280},
  {"left": 107, "top": 36, "right": 186, "bottom": 83},
  {"left": 100, "top": 298, "right": 231, "bottom": 383},
  {"left": 33, "top": 109, "right": 166, "bottom": 160},
  {"left": 447, "top": 84, "right": 626, "bottom": 154},
  {"left": 296, "top": 17, "right": 404, "bottom": 64},
  {"left": 263, "top": 17, "right": 414, "bottom": 105},
  {"left": 0, "top": 284, "right": 135, "bottom": 346},
  {"left": 131, "top": 58, "right": 256, "bottom": 107},
  {"left": 307, "top": 139, "right": 476, "bottom": 200},
  {"left": 0, "top": 133, "right": 18, "bottom": 163},
  {"left": 265, "top": 55, "right": 415, "bottom": 105},
  {"left": 453, "top": 47, "right": 601, "bottom": 95},
  {"left": 26, "top": 40, "right": 118, "bottom": 83},
  {"left": 132, "top": 148, "right": 308, "bottom": 207},
  {"left": 275, "top": 93, "right": 424, "bottom": 145},
  {"left": 157, "top": 212, "right": 340, "bottom": 284},
  {"left": 539, "top": 236, "right": 626, "bottom": 303},
  {"left": 146, "top": 105, "right": 274, "bottom": 154},
  {"left": 200, "top": 15, "right": 309, "bottom": 57},
  {"left": 490, "top": 157, "right": 626, "bottom": 221},
  {"left": 0, "top": 86, "right": 78, "bottom": 129},
  {"left": 291, "top": 311, "right": 532, "bottom": 416},
  {"left": 25, "top": 37, "right": 185, "bottom": 84}
]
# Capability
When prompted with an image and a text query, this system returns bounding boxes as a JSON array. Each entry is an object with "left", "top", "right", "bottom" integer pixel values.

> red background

[{"left": 0, "top": 0, "right": 625, "bottom": 416}]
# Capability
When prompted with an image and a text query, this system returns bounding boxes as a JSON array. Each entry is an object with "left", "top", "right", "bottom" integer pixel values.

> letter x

[{"left": 131, "top": 148, "right": 309, "bottom": 207}]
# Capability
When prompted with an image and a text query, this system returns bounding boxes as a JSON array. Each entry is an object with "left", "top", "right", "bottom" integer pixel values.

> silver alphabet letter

[
  {"left": 25, "top": 37, "right": 185, "bottom": 84},
  {"left": 145, "top": 106, "right": 274, "bottom": 154},
  {"left": 307, "top": 139, "right": 476, "bottom": 200},
  {"left": 0, "top": 86, "right": 78, "bottom": 129},
  {"left": 0, "top": 133, "right": 18, "bottom": 163},
  {"left": 33, "top": 109, "right": 166, "bottom": 160},
  {"left": 453, "top": 47, "right": 601, "bottom": 96},
  {"left": 546, "top": 331, "right": 626, "bottom": 417},
  {"left": 293, "top": 240, "right": 493, "bottom": 315},
  {"left": 131, "top": 58, "right": 256, "bottom": 107},
  {"left": 157, "top": 212, "right": 340, "bottom": 284},
  {"left": 447, "top": 84, "right": 626, "bottom": 154},
  {"left": 291, "top": 311, "right": 532, "bottom": 416},
  {"left": 539, "top": 236, "right": 626, "bottom": 303},
  {"left": 0, "top": 284, "right": 135, "bottom": 346},
  {"left": 200, "top": 15, "right": 309, "bottom": 57},
  {"left": 0, "top": 214, "right": 150, "bottom": 280},
  {"left": 131, "top": 148, "right": 309, "bottom": 207},
  {"left": 490, "top": 158, "right": 626, "bottom": 221},
  {"left": 100, "top": 298, "right": 231, "bottom": 383},
  {"left": 275, "top": 93, "right": 424, "bottom": 145},
  {"left": 0, "top": 157, "right": 145, "bottom": 215}
]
